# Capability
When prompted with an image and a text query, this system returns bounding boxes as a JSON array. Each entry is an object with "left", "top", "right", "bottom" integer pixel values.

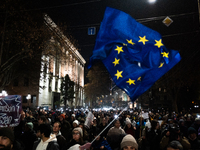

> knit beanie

[
  {"left": 68, "top": 144, "right": 80, "bottom": 150},
  {"left": 188, "top": 127, "right": 197, "bottom": 135},
  {"left": 125, "top": 118, "right": 131, "bottom": 125},
  {"left": 73, "top": 120, "right": 79, "bottom": 125},
  {"left": 73, "top": 127, "right": 83, "bottom": 137},
  {"left": 121, "top": 134, "right": 138, "bottom": 150},
  {"left": 26, "top": 122, "right": 33, "bottom": 130},
  {"left": 59, "top": 114, "right": 65, "bottom": 119},
  {"left": 0, "top": 127, "right": 15, "bottom": 143}
]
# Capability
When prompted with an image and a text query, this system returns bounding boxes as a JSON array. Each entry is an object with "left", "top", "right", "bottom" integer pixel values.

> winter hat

[
  {"left": 26, "top": 122, "right": 33, "bottom": 130},
  {"left": 73, "top": 120, "right": 79, "bottom": 125},
  {"left": 68, "top": 144, "right": 80, "bottom": 150},
  {"left": 188, "top": 127, "right": 197, "bottom": 135},
  {"left": 0, "top": 127, "right": 15, "bottom": 143},
  {"left": 73, "top": 127, "right": 83, "bottom": 137},
  {"left": 168, "top": 141, "right": 183, "bottom": 150},
  {"left": 59, "top": 114, "right": 65, "bottom": 119},
  {"left": 145, "top": 120, "right": 151, "bottom": 129},
  {"left": 125, "top": 118, "right": 131, "bottom": 125},
  {"left": 121, "top": 134, "right": 138, "bottom": 150}
]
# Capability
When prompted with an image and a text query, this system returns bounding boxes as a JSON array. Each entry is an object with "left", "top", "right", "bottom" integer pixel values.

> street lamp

[{"left": 148, "top": 0, "right": 156, "bottom": 4}]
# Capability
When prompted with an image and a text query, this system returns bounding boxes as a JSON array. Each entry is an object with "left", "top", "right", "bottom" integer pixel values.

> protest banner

[
  {"left": 0, "top": 95, "right": 22, "bottom": 127},
  {"left": 84, "top": 111, "right": 94, "bottom": 128}
]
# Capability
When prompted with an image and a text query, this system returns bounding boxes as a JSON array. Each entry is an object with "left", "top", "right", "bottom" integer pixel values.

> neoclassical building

[
  {"left": 38, "top": 15, "right": 86, "bottom": 109},
  {"left": 5, "top": 14, "right": 85, "bottom": 109}
]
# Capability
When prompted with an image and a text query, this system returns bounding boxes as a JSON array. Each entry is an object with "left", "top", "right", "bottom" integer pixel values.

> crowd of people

[{"left": 0, "top": 108, "right": 200, "bottom": 150}]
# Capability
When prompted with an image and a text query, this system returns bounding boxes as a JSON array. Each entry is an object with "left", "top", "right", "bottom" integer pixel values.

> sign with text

[{"left": 0, "top": 95, "right": 22, "bottom": 127}]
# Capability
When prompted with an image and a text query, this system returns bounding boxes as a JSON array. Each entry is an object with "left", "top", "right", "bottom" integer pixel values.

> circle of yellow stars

[{"left": 112, "top": 36, "right": 169, "bottom": 86}]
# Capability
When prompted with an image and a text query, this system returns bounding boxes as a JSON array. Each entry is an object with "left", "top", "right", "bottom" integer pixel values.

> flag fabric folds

[{"left": 88, "top": 7, "right": 181, "bottom": 102}]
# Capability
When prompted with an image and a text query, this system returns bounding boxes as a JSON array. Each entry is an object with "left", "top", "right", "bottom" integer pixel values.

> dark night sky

[{"left": 33, "top": 0, "right": 199, "bottom": 62}]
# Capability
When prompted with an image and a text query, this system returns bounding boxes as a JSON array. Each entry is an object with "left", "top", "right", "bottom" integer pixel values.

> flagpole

[{"left": 91, "top": 102, "right": 132, "bottom": 144}]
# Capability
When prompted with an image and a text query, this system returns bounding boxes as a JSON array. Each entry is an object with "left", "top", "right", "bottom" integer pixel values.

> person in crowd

[
  {"left": 107, "top": 119, "right": 126, "bottom": 150},
  {"left": 59, "top": 114, "right": 72, "bottom": 141},
  {"left": 187, "top": 127, "right": 200, "bottom": 149},
  {"left": 167, "top": 140, "right": 183, "bottom": 150},
  {"left": 79, "top": 123, "right": 89, "bottom": 142},
  {"left": 20, "top": 122, "right": 37, "bottom": 150},
  {"left": 179, "top": 119, "right": 188, "bottom": 138},
  {"left": 72, "top": 120, "right": 80, "bottom": 129},
  {"left": 160, "top": 126, "right": 191, "bottom": 150},
  {"left": 64, "top": 127, "right": 85, "bottom": 150},
  {"left": 138, "top": 119, "right": 151, "bottom": 150},
  {"left": 190, "top": 118, "right": 200, "bottom": 136},
  {"left": 91, "top": 128, "right": 112, "bottom": 150},
  {"left": 0, "top": 127, "right": 23, "bottom": 150},
  {"left": 120, "top": 134, "right": 138, "bottom": 150},
  {"left": 33, "top": 124, "right": 59, "bottom": 150},
  {"left": 123, "top": 117, "right": 136, "bottom": 137},
  {"left": 146, "top": 119, "right": 161, "bottom": 150},
  {"left": 14, "top": 110, "right": 26, "bottom": 140},
  {"left": 98, "top": 117, "right": 109, "bottom": 138},
  {"left": 51, "top": 122, "right": 66, "bottom": 150},
  {"left": 70, "top": 114, "right": 76, "bottom": 127},
  {"left": 38, "top": 115, "right": 47, "bottom": 125}
]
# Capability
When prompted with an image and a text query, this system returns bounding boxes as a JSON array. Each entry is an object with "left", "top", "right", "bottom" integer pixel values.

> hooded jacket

[{"left": 32, "top": 134, "right": 59, "bottom": 150}]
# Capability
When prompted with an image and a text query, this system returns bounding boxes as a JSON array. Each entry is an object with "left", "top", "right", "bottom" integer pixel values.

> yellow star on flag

[
  {"left": 126, "top": 78, "right": 135, "bottom": 85},
  {"left": 158, "top": 62, "right": 164, "bottom": 68},
  {"left": 123, "top": 43, "right": 127, "bottom": 46},
  {"left": 138, "top": 36, "right": 148, "bottom": 45},
  {"left": 115, "top": 46, "right": 124, "bottom": 54},
  {"left": 113, "top": 58, "right": 120, "bottom": 66},
  {"left": 161, "top": 52, "right": 169, "bottom": 58},
  {"left": 155, "top": 39, "right": 164, "bottom": 48},
  {"left": 126, "top": 39, "right": 135, "bottom": 45},
  {"left": 137, "top": 76, "right": 141, "bottom": 81},
  {"left": 115, "top": 70, "right": 123, "bottom": 80}
]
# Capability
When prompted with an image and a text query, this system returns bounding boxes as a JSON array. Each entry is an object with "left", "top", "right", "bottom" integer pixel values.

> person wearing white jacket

[{"left": 33, "top": 124, "right": 59, "bottom": 150}]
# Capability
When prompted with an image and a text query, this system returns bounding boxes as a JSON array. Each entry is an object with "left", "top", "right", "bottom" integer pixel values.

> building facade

[{"left": 6, "top": 14, "right": 86, "bottom": 109}]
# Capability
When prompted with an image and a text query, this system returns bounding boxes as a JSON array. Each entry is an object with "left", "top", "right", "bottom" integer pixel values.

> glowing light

[{"left": 148, "top": 0, "right": 156, "bottom": 3}]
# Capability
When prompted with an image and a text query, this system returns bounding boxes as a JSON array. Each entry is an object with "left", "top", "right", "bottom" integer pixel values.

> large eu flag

[{"left": 88, "top": 7, "right": 181, "bottom": 102}]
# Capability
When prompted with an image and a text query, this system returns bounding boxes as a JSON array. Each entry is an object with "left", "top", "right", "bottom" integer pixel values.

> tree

[
  {"left": 152, "top": 33, "right": 200, "bottom": 112},
  {"left": 60, "top": 74, "right": 75, "bottom": 109},
  {"left": 84, "top": 62, "right": 111, "bottom": 107},
  {"left": 0, "top": 0, "right": 76, "bottom": 89}
]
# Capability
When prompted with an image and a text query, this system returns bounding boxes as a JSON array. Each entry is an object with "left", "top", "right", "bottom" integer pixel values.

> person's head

[
  {"left": 151, "top": 120, "right": 159, "bottom": 130},
  {"left": 53, "top": 122, "right": 61, "bottom": 134},
  {"left": 59, "top": 114, "right": 65, "bottom": 122},
  {"left": 188, "top": 127, "right": 197, "bottom": 140},
  {"left": 126, "top": 118, "right": 132, "bottom": 128},
  {"left": 25, "top": 122, "right": 34, "bottom": 131},
  {"left": 37, "top": 124, "right": 52, "bottom": 139},
  {"left": 167, "top": 141, "right": 183, "bottom": 150},
  {"left": 71, "top": 114, "right": 76, "bottom": 120},
  {"left": 73, "top": 120, "right": 79, "bottom": 128},
  {"left": 72, "top": 127, "right": 83, "bottom": 142},
  {"left": 38, "top": 115, "right": 47, "bottom": 125},
  {"left": 0, "top": 127, "right": 14, "bottom": 150},
  {"left": 102, "top": 117, "right": 106, "bottom": 124},
  {"left": 121, "top": 134, "right": 138, "bottom": 150},
  {"left": 114, "top": 120, "right": 121, "bottom": 128}
]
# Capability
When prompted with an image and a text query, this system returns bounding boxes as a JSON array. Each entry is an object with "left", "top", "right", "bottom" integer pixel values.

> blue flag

[{"left": 88, "top": 7, "right": 181, "bottom": 102}]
